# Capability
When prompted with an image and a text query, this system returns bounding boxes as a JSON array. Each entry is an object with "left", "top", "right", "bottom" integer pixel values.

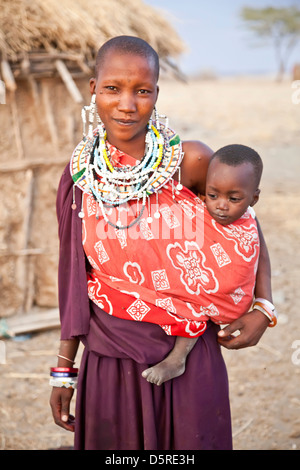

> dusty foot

[{"left": 142, "top": 358, "right": 186, "bottom": 386}]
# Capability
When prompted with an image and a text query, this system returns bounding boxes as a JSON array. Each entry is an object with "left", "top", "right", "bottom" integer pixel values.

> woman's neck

[{"left": 105, "top": 132, "right": 146, "bottom": 161}]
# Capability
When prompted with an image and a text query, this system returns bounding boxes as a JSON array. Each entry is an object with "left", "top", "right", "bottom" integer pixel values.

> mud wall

[{"left": 0, "top": 77, "right": 90, "bottom": 317}]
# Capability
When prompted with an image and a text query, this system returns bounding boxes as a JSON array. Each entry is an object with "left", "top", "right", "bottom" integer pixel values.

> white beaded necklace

[{"left": 70, "top": 113, "right": 183, "bottom": 229}]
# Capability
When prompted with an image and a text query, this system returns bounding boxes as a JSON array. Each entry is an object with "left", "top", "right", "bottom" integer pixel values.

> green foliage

[
  {"left": 241, "top": 6, "right": 300, "bottom": 37},
  {"left": 240, "top": 6, "right": 300, "bottom": 79}
]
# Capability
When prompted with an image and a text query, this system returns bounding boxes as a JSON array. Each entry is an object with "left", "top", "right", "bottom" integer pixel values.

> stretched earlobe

[{"left": 89, "top": 78, "right": 96, "bottom": 95}]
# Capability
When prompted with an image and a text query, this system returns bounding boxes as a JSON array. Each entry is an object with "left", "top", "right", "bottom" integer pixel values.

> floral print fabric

[{"left": 82, "top": 146, "right": 259, "bottom": 337}]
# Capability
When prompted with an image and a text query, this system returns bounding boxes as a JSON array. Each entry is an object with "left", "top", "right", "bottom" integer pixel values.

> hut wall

[{"left": 0, "top": 77, "right": 90, "bottom": 317}]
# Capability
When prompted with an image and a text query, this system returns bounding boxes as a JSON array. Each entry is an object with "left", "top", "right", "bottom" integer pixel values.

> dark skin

[
  {"left": 176, "top": 144, "right": 271, "bottom": 349},
  {"left": 50, "top": 48, "right": 272, "bottom": 428},
  {"left": 142, "top": 158, "right": 269, "bottom": 386}
]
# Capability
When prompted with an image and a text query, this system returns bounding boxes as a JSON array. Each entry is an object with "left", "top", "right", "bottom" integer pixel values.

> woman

[{"left": 50, "top": 36, "right": 272, "bottom": 450}]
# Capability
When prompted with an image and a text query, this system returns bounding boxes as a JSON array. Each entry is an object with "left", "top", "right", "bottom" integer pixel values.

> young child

[{"left": 142, "top": 143, "right": 266, "bottom": 385}]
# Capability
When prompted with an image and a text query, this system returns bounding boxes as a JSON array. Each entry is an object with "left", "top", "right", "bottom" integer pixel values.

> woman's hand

[
  {"left": 50, "top": 386, "right": 75, "bottom": 432},
  {"left": 49, "top": 338, "right": 79, "bottom": 431},
  {"left": 217, "top": 309, "right": 270, "bottom": 350}
]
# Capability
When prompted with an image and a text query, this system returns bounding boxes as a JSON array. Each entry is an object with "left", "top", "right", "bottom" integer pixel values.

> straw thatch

[
  {"left": 0, "top": 0, "right": 185, "bottom": 72},
  {"left": 0, "top": 0, "right": 185, "bottom": 322}
]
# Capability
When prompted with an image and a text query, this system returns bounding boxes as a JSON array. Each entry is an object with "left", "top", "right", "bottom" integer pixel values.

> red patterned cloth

[{"left": 82, "top": 145, "right": 260, "bottom": 337}]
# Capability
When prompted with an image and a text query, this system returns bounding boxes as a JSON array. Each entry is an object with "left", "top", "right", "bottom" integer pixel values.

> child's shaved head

[{"left": 210, "top": 144, "right": 263, "bottom": 188}]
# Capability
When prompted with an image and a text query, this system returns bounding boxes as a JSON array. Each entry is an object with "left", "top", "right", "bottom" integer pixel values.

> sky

[{"left": 144, "top": 0, "right": 300, "bottom": 77}]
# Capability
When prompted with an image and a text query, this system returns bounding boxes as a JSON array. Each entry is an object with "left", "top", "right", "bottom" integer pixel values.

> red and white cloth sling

[{"left": 82, "top": 145, "right": 260, "bottom": 337}]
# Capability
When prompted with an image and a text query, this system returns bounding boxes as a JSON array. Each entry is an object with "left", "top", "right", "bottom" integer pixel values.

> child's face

[
  {"left": 89, "top": 49, "right": 159, "bottom": 156},
  {"left": 205, "top": 159, "right": 260, "bottom": 226}
]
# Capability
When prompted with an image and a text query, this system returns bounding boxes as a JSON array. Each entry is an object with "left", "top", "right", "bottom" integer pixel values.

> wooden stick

[
  {"left": 16, "top": 52, "right": 87, "bottom": 62},
  {"left": 0, "top": 248, "right": 48, "bottom": 258},
  {"left": 1, "top": 59, "right": 17, "bottom": 92},
  {"left": 0, "top": 309, "right": 60, "bottom": 338},
  {"left": 22, "top": 169, "right": 35, "bottom": 312},
  {"left": 76, "top": 58, "right": 93, "bottom": 75},
  {"left": 11, "top": 94, "right": 24, "bottom": 159},
  {"left": 41, "top": 80, "right": 59, "bottom": 146},
  {"left": 3, "top": 373, "right": 49, "bottom": 379},
  {"left": 27, "top": 75, "right": 40, "bottom": 108},
  {"left": 0, "top": 156, "right": 68, "bottom": 173},
  {"left": 0, "top": 79, "right": 5, "bottom": 104},
  {"left": 55, "top": 59, "right": 83, "bottom": 103}
]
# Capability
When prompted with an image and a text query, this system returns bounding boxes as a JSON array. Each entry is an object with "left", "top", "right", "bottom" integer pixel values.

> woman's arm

[
  {"left": 57, "top": 339, "right": 80, "bottom": 368},
  {"left": 218, "top": 219, "right": 272, "bottom": 349},
  {"left": 49, "top": 338, "right": 80, "bottom": 432},
  {"left": 181, "top": 140, "right": 213, "bottom": 196},
  {"left": 253, "top": 219, "right": 272, "bottom": 301}
]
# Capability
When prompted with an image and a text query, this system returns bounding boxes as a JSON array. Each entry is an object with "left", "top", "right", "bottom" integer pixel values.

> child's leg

[{"left": 141, "top": 336, "right": 198, "bottom": 386}]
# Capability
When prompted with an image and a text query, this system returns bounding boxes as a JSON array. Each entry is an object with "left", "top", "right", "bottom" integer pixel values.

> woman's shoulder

[
  {"left": 180, "top": 140, "right": 214, "bottom": 195},
  {"left": 182, "top": 139, "right": 213, "bottom": 157}
]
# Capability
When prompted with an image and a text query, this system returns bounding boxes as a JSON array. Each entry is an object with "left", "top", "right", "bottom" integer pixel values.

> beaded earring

[
  {"left": 81, "top": 93, "right": 102, "bottom": 139},
  {"left": 153, "top": 106, "right": 169, "bottom": 131}
]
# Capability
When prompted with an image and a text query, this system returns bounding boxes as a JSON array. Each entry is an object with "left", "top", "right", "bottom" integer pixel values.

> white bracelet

[
  {"left": 253, "top": 304, "right": 272, "bottom": 322},
  {"left": 255, "top": 298, "right": 277, "bottom": 314},
  {"left": 253, "top": 298, "right": 278, "bottom": 327},
  {"left": 49, "top": 376, "right": 78, "bottom": 389}
]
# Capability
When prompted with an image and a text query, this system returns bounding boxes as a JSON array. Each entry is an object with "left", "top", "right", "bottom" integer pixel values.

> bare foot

[{"left": 142, "top": 357, "right": 186, "bottom": 386}]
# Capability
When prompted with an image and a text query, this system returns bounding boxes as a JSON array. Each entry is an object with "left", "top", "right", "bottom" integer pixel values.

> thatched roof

[
  {"left": 0, "top": 0, "right": 186, "bottom": 97},
  {"left": 0, "top": 0, "right": 184, "bottom": 63}
]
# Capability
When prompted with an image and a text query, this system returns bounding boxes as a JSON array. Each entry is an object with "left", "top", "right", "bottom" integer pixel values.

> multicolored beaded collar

[{"left": 70, "top": 121, "right": 183, "bottom": 229}]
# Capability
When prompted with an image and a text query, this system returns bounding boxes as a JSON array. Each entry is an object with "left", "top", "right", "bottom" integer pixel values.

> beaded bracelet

[
  {"left": 253, "top": 298, "right": 278, "bottom": 327},
  {"left": 49, "top": 367, "right": 78, "bottom": 389},
  {"left": 49, "top": 377, "right": 78, "bottom": 389}
]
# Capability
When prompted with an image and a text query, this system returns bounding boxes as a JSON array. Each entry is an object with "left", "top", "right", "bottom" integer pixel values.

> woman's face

[{"left": 90, "top": 49, "right": 159, "bottom": 159}]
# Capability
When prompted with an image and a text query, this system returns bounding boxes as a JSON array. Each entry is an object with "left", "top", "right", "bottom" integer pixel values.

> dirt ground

[{"left": 0, "top": 76, "right": 299, "bottom": 450}]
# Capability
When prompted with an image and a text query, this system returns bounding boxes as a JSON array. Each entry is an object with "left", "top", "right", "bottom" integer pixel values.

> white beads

[{"left": 76, "top": 119, "right": 184, "bottom": 229}]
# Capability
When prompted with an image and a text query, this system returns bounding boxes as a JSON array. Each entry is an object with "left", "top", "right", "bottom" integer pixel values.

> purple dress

[{"left": 56, "top": 165, "right": 232, "bottom": 450}]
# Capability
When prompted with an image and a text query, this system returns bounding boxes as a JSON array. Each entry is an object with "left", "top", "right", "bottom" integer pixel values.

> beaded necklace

[{"left": 70, "top": 117, "right": 183, "bottom": 229}]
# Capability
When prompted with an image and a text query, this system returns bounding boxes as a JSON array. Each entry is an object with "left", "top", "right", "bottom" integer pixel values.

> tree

[{"left": 240, "top": 6, "right": 300, "bottom": 80}]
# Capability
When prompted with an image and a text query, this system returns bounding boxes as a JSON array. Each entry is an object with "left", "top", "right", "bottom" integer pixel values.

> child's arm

[{"left": 218, "top": 219, "right": 272, "bottom": 349}]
